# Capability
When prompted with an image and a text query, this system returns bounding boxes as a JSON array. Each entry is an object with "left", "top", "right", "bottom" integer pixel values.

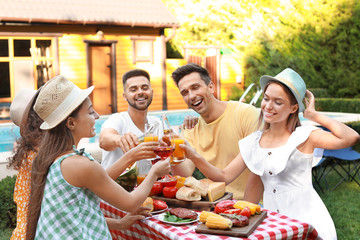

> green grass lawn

[{"left": 0, "top": 163, "right": 359, "bottom": 240}]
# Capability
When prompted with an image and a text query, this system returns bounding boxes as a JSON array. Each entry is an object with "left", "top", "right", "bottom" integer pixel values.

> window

[
  {"left": 0, "top": 37, "right": 55, "bottom": 101},
  {"left": 131, "top": 36, "right": 155, "bottom": 64}
]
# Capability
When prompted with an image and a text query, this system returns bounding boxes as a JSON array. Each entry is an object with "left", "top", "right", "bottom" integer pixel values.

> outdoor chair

[{"left": 313, "top": 147, "right": 360, "bottom": 192}]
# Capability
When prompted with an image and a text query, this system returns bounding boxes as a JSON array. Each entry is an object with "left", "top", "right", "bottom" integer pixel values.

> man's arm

[{"left": 99, "top": 128, "right": 138, "bottom": 153}]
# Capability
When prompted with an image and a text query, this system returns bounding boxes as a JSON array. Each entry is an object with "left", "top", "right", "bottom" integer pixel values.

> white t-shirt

[{"left": 100, "top": 112, "right": 162, "bottom": 174}]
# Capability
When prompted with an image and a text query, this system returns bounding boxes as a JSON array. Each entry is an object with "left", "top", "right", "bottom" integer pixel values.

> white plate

[
  {"left": 157, "top": 212, "right": 199, "bottom": 225},
  {"left": 151, "top": 207, "right": 168, "bottom": 215}
]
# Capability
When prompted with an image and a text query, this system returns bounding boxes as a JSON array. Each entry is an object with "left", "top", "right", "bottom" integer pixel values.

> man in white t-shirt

[{"left": 99, "top": 69, "right": 161, "bottom": 174}]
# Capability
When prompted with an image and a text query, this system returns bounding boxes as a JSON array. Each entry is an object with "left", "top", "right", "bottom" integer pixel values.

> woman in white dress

[{"left": 183, "top": 68, "right": 359, "bottom": 240}]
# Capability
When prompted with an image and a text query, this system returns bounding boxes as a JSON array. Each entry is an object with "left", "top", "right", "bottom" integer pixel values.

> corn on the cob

[
  {"left": 233, "top": 200, "right": 261, "bottom": 215},
  {"left": 199, "top": 211, "right": 220, "bottom": 223},
  {"left": 205, "top": 215, "right": 232, "bottom": 229}
]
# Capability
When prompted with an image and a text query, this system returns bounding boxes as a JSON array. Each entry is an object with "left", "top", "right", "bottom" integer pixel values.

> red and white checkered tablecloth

[{"left": 100, "top": 201, "right": 319, "bottom": 240}]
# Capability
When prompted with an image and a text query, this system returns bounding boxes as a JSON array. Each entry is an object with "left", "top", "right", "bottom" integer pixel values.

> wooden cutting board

[
  {"left": 195, "top": 211, "right": 267, "bottom": 237},
  {"left": 152, "top": 192, "right": 233, "bottom": 211}
]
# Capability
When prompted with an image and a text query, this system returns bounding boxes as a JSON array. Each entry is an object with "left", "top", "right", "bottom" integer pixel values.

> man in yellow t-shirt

[{"left": 170, "top": 63, "right": 260, "bottom": 200}]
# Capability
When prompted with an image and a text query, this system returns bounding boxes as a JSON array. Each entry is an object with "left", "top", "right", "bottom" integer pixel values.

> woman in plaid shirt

[{"left": 26, "top": 75, "right": 171, "bottom": 239}]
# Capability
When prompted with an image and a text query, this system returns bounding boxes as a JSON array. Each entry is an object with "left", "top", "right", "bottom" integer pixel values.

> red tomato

[
  {"left": 214, "top": 200, "right": 235, "bottom": 213},
  {"left": 240, "top": 207, "right": 251, "bottom": 218},
  {"left": 162, "top": 186, "right": 178, "bottom": 198},
  {"left": 150, "top": 182, "right": 163, "bottom": 196},
  {"left": 223, "top": 208, "right": 242, "bottom": 215},
  {"left": 153, "top": 199, "right": 168, "bottom": 211},
  {"left": 158, "top": 175, "right": 177, "bottom": 187}
]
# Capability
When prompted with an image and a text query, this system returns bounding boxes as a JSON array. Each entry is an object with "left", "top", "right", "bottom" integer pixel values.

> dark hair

[
  {"left": 26, "top": 102, "right": 83, "bottom": 240},
  {"left": 257, "top": 80, "right": 301, "bottom": 132},
  {"left": 7, "top": 90, "right": 43, "bottom": 170},
  {"left": 122, "top": 69, "right": 150, "bottom": 88},
  {"left": 171, "top": 63, "right": 211, "bottom": 87}
]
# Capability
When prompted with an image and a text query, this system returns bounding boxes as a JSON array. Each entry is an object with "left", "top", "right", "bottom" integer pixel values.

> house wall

[{"left": 0, "top": 25, "right": 244, "bottom": 116}]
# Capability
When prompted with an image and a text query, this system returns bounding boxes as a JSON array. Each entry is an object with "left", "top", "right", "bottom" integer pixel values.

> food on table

[
  {"left": 184, "top": 176, "right": 208, "bottom": 197},
  {"left": 207, "top": 182, "right": 226, "bottom": 202},
  {"left": 115, "top": 162, "right": 138, "bottom": 192},
  {"left": 168, "top": 207, "right": 198, "bottom": 220},
  {"left": 150, "top": 182, "right": 164, "bottom": 196},
  {"left": 174, "top": 175, "right": 186, "bottom": 189},
  {"left": 153, "top": 199, "right": 168, "bottom": 211},
  {"left": 240, "top": 207, "right": 251, "bottom": 218},
  {"left": 175, "top": 186, "right": 201, "bottom": 201},
  {"left": 157, "top": 174, "right": 177, "bottom": 187},
  {"left": 220, "top": 213, "right": 249, "bottom": 227},
  {"left": 214, "top": 200, "right": 236, "bottom": 213},
  {"left": 163, "top": 208, "right": 197, "bottom": 223},
  {"left": 222, "top": 208, "right": 242, "bottom": 215},
  {"left": 141, "top": 197, "right": 154, "bottom": 212},
  {"left": 199, "top": 178, "right": 213, "bottom": 185},
  {"left": 162, "top": 186, "right": 178, "bottom": 198},
  {"left": 205, "top": 215, "right": 233, "bottom": 230},
  {"left": 233, "top": 200, "right": 261, "bottom": 215},
  {"left": 199, "top": 211, "right": 220, "bottom": 223}
]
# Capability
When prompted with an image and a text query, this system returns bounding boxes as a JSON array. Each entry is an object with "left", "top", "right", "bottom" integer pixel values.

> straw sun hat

[
  {"left": 260, "top": 68, "right": 306, "bottom": 112},
  {"left": 34, "top": 75, "right": 94, "bottom": 130},
  {"left": 10, "top": 88, "right": 38, "bottom": 127}
]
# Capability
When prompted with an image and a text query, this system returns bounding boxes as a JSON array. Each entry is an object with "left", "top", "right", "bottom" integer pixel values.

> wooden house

[
  {"left": 0, "top": 0, "right": 245, "bottom": 121},
  {"left": 0, "top": 0, "right": 183, "bottom": 118}
]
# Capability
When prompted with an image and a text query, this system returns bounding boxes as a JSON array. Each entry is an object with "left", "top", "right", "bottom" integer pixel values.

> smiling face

[
  {"left": 178, "top": 72, "right": 215, "bottom": 116},
  {"left": 69, "top": 98, "right": 99, "bottom": 142},
  {"left": 123, "top": 76, "right": 153, "bottom": 111},
  {"left": 261, "top": 82, "right": 298, "bottom": 125}
]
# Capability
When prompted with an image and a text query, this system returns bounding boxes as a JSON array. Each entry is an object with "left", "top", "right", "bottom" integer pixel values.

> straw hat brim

[
  {"left": 40, "top": 86, "right": 94, "bottom": 130},
  {"left": 260, "top": 75, "right": 305, "bottom": 112}
]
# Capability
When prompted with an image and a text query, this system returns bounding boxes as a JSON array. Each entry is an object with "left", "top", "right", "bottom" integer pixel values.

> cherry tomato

[
  {"left": 153, "top": 199, "right": 168, "bottom": 211},
  {"left": 162, "top": 186, "right": 178, "bottom": 198},
  {"left": 150, "top": 182, "right": 163, "bottom": 196},
  {"left": 240, "top": 207, "right": 251, "bottom": 218}
]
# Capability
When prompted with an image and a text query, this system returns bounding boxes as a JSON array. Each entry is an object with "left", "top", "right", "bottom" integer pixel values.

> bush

[
  {"left": 308, "top": 88, "right": 330, "bottom": 98},
  {"left": 315, "top": 98, "right": 360, "bottom": 113},
  {"left": 0, "top": 175, "right": 17, "bottom": 229}
]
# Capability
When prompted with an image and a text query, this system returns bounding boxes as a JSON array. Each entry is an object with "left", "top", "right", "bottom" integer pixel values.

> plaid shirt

[{"left": 35, "top": 151, "right": 111, "bottom": 239}]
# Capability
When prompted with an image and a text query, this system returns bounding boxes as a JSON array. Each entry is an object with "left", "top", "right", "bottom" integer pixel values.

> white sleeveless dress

[{"left": 239, "top": 125, "right": 337, "bottom": 240}]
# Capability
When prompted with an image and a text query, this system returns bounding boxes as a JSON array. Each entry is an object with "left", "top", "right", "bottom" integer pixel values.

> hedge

[{"left": 0, "top": 175, "right": 16, "bottom": 229}]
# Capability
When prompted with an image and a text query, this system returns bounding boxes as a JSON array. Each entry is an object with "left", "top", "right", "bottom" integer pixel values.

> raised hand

[
  {"left": 116, "top": 132, "right": 139, "bottom": 153},
  {"left": 303, "top": 90, "right": 317, "bottom": 121}
]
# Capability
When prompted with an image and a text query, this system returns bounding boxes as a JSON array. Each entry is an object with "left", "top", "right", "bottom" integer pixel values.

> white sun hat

[
  {"left": 260, "top": 68, "right": 306, "bottom": 112},
  {"left": 34, "top": 75, "right": 94, "bottom": 130}
]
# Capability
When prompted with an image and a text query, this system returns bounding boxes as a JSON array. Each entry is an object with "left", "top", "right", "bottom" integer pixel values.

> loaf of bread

[
  {"left": 184, "top": 176, "right": 208, "bottom": 198},
  {"left": 141, "top": 197, "right": 154, "bottom": 212},
  {"left": 175, "top": 186, "right": 201, "bottom": 201}
]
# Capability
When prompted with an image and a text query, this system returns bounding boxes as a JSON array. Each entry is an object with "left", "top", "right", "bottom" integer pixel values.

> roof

[{"left": 0, "top": 0, "right": 179, "bottom": 28}]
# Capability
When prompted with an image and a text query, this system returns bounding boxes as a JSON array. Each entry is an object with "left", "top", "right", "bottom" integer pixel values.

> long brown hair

[
  {"left": 257, "top": 80, "right": 301, "bottom": 132},
  {"left": 26, "top": 103, "right": 83, "bottom": 240},
  {"left": 7, "top": 91, "right": 43, "bottom": 170}
]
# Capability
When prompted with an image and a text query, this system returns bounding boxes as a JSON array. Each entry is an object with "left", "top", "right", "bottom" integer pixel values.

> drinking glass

[
  {"left": 170, "top": 126, "right": 186, "bottom": 166},
  {"left": 151, "top": 125, "right": 175, "bottom": 164}
]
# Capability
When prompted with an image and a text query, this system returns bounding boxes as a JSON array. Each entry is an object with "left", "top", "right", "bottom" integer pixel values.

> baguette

[
  {"left": 141, "top": 197, "right": 154, "bottom": 212},
  {"left": 175, "top": 186, "right": 201, "bottom": 201},
  {"left": 184, "top": 176, "right": 208, "bottom": 198}
]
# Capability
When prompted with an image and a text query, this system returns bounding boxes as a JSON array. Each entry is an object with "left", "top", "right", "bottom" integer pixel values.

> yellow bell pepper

[{"left": 233, "top": 200, "right": 261, "bottom": 215}]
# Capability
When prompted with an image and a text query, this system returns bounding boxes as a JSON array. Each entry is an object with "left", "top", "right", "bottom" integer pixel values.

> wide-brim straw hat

[
  {"left": 34, "top": 75, "right": 94, "bottom": 130},
  {"left": 10, "top": 88, "right": 37, "bottom": 127},
  {"left": 259, "top": 68, "right": 306, "bottom": 112}
]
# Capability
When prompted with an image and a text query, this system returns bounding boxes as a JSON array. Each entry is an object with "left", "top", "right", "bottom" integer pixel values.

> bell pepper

[
  {"left": 223, "top": 208, "right": 242, "bottom": 215},
  {"left": 233, "top": 200, "right": 261, "bottom": 215},
  {"left": 214, "top": 200, "right": 236, "bottom": 213}
]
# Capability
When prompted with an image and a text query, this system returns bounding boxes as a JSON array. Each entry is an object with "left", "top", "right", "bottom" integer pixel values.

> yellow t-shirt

[{"left": 184, "top": 101, "right": 259, "bottom": 199}]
